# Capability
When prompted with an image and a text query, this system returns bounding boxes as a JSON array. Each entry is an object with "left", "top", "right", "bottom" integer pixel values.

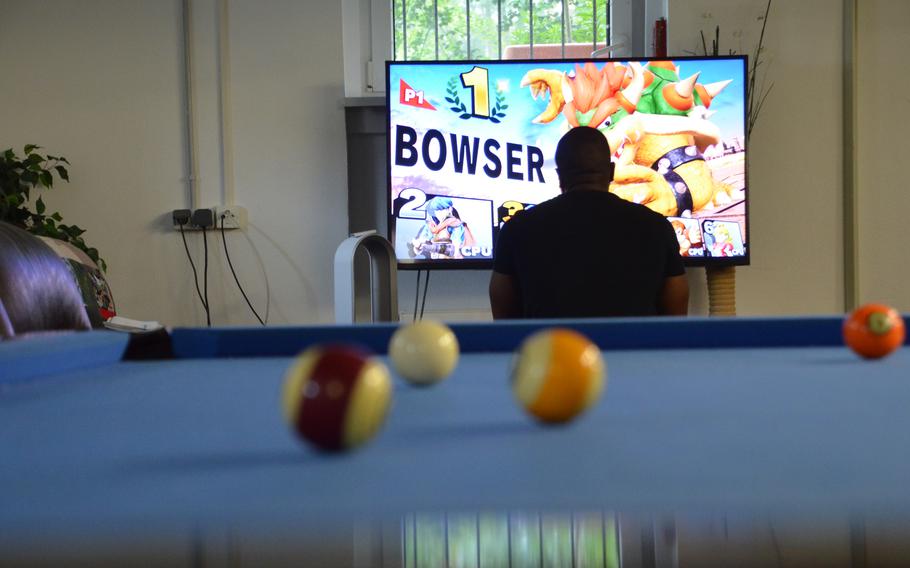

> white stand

[{"left": 334, "top": 231, "right": 398, "bottom": 323}]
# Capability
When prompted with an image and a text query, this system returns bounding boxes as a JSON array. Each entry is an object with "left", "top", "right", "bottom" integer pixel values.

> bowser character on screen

[{"left": 521, "top": 60, "right": 734, "bottom": 217}]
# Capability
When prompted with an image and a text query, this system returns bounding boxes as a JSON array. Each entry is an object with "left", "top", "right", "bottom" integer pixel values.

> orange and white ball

[
  {"left": 511, "top": 329, "right": 606, "bottom": 423},
  {"left": 282, "top": 345, "right": 392, "bottom": 451},
  {"left": 388, "top": 320, "right": 460, "bottom": 385},
  {"left": 843, "top": 303, "right": 905, "bottom": 359}
]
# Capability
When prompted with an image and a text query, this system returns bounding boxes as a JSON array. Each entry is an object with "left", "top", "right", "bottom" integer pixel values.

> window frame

[{"left": 343, "top": 0, "right": 666, "bottom": 97}]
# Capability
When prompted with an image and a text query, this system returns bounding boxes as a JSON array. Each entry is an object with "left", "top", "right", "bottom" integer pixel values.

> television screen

[{"left": 387, "top": 56, "right": 748, "bottom": 269}]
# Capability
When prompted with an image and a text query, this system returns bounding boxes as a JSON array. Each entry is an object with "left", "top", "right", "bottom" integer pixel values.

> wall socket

[
  {"left": 172, "top": 206, "right": 248, "bottom": 230},
  {"left": 216, "top": 206, "right": 247, "bottom": 230}
]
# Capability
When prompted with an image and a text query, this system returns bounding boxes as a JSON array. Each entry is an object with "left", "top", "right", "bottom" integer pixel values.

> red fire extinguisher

[{"left": 653, "top": 17, "right": 667, "bottom": 57}]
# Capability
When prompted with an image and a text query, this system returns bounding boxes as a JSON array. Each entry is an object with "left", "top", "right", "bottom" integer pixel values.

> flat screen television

[{"left": 387, "top": 55, "right": 748, "bottom": 269}]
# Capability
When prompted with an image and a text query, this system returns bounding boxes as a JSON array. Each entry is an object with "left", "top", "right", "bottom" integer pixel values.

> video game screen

[{"left": 387, "top": 56, "right": 748, "bottom": 268}]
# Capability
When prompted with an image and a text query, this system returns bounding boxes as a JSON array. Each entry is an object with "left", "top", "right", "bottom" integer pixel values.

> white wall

[
  {"left": 4, "top": 0, "right": 902, "bottom": 324},
  {"left": 0, "top": 0, "right": 347, "bottom": 326},
  {"left": 669, "top": 0, "right": 846, "bottom": 315},
  {"left": 856, "top": 0, "right": 910, "bottom": 309}
]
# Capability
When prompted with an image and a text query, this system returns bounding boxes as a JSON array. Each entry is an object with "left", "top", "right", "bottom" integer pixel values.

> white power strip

[{"left": 172, "top": 206, "right": 247, "bottom": 231}]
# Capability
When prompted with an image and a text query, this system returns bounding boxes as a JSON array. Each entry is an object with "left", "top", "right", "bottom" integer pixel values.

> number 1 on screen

[{"left": 460, "top": 66, "right": 490, "bottom": 118}]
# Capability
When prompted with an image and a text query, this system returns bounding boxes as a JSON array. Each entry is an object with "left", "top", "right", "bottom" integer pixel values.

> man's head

[{"left": 555, "top": 127, "right": 615, "bottom": 192}]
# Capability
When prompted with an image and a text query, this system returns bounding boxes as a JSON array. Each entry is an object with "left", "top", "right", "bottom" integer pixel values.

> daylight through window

[{"left": 393, "top": 0, "right": 611, "bottom": 61}]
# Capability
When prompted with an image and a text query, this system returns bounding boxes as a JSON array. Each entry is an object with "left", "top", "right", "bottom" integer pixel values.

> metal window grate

[{"left": 394, "top": 0, "right": 611, "bottom": 61}]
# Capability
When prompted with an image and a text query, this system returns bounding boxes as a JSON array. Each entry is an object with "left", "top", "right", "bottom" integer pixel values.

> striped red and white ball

[
  {"left": 282, "top": 345, "right": 392, "bottom": 452},
  {"left": 843, "top": 303, "right": 905, "bottom": 359},
  {"left": 388, "top": 320, "right": 460, "bottom": 386},
  {"left": 511, "top": 328, "right": 606, "bottom": 424}
]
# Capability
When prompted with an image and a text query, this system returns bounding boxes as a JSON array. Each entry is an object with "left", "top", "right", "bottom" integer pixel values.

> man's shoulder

[
  {"left": 502, "top": 195, "right": 563, "bottom": 230},
  {"left": 504, "top": 190, "right": 671, "bottom": 232},
  {"left": 607, "top": 194, "right": 671, "bottom": 226}
]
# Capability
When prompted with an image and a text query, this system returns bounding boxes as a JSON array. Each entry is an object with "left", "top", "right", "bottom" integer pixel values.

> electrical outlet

[
  {"left": 216, "top": 206, "right": 247, "bottom": 230},
  {"left": 172, "top": 209, "right": 192, "bottom": 227},
  {"left": 191, "top": 208, "right": 215, "bottom": 229}
]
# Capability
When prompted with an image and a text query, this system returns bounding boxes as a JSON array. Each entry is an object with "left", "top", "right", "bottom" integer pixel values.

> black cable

[
  {"left": 220, "top": 215, "right": 265, "bottom": 325},
  {"left": 202, "top": 227, "right": 211, "bottom": 327},
  {"left": 413, "top": 269, "right": 422, "bottom": 322},
  {"left": 179, "top": 224, "right": 208, "bottom": 312},
  {"left": 419, "top": 270, "right": 431, "bottom": 320}
]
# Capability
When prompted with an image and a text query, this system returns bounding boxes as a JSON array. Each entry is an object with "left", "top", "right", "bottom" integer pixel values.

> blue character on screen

[{"left": 409, "top": 197, "right": 476, "bottom": 259}]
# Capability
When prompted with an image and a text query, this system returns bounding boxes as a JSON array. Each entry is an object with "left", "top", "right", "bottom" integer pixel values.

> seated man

[
  {"left": 489, "top": 127, "right": 689, "bottom": 319},
  {"left": 0, "top": 222, "right": 91, "bottom": 339}
]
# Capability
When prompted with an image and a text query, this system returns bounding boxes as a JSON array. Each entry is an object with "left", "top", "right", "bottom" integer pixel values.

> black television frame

[{"left": 386, "top": 55, "right": 750, "bottom": 270}]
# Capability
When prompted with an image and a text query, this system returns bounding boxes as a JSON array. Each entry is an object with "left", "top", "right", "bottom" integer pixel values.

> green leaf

[
  {"left": 54, "top": 165, "right": 69, "bottom": 181},
  {"left": 51, "top": 212, "right": 63, "bottom": 222},
  {"left": 36, "top": 196, "right": 46, "bottom": 214},
  {"left": 25, "top": 153, "right": 44, "bottom": 166},
  {"left": 44, "top": 224, "right": 61, "bottom": 239},
  {"left": 23, "top": 144, "right": 40, "bottom": 155},
  {"left": 3, "top": 149, "right": 14, "bottom": 161},
  {"left": 38, "top": 171, "right": 53, "bottom": 188}
]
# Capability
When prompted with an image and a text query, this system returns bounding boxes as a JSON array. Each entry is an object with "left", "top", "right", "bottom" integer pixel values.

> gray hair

[{"left": 0, "top": 222, "right": 91, "bottom": 339}]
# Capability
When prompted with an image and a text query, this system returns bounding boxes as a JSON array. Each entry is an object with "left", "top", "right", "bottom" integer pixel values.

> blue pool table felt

[{"left": 2, "top": 317, "right": 909, "bottom": 536}]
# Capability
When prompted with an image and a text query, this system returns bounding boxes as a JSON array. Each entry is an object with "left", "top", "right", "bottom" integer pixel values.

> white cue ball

[{"left": 388, "top": 320, "right": 460, "bottom": 385}]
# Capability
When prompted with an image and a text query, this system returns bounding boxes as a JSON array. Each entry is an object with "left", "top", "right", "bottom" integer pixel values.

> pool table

[{"left": 2, "top": 316, "right": 910, "bottom": 566}]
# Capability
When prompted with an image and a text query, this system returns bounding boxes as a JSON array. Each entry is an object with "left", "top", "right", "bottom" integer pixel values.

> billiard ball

[
  {"left": 511, "top": 328, "right": 606, "bottom": 424},
  {"left": 844, "top": 303, "right": 905, "bottom": 359},
  {"left": 388, "top": 320, "right": 460, "bottom": 386},
  {"left": 282, "top": 344, "right": 392, "bottom": 452}
]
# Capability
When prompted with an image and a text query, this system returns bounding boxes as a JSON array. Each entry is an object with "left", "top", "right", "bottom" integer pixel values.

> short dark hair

[{"left": 555, "top": 127, "right": 615, "bottom": 189}]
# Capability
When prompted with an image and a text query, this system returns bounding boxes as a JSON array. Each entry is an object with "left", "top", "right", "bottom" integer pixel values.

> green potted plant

[{"left": 0, "top": 144, "right": 106, "bottom": 271}]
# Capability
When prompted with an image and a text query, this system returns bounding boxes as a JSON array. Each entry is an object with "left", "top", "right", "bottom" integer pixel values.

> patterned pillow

[{"left": 38, "top": 237, "right": 116, "bottom": 328}]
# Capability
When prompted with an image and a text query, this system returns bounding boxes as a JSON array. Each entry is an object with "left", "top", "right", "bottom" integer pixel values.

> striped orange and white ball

[
  {"left": 282, "top": 345, "right": 392, "bottom": 452},
  {"left": 511, "top": 329, "right": 606, "bottom": 424}
]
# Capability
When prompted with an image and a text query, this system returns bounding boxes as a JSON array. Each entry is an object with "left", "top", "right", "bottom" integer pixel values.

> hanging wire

[
  {"left": 419, "top": 271, "right": 431, "bottom": 320},
  {"left": 413, "top": 270, "right": 422, "bottom": 322}
]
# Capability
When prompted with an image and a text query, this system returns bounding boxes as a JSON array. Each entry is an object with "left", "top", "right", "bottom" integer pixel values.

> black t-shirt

[{"left": 493, "top": 190, "right": 685, "bottom": 318}]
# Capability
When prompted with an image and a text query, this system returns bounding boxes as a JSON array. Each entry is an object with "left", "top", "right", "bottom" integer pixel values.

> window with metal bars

[{"left": 392, "top": 0, "right": 611, "bottom": 61}]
